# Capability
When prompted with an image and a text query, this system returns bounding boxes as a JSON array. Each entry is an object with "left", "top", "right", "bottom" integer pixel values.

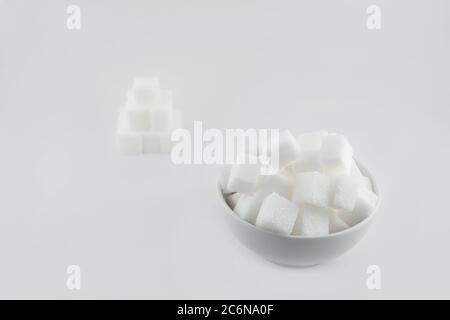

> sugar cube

[
  {"left": 149, "top": 108, "right": 173, "bottom": 132},
  {"left": 226, "top": 193, "right": 241, "bottom": 210},
  {"left": 117, "top": 78, "right": 182, "bottom": 155},
  {"left": 278, "top": 167, "right": 295, "bottom": 179},
  {"left": 292, "top": 205, "right": 329, "bottom": 236},
  {"left": 289, "top": 132, "right": 330, "bottom": 173},
  {"left": 290, "top": 151, "right": 322, "bottom": 174},
  {"left": 331, "top": 175, "right": 361, "bottom": 211},
  {"left": 142, "top": 132, "right": 160, "bottom": 153},
  {"left": 297, "top": 130, "right": 328, "bottom": 152},
  {"left": 275, "top": 130, "right": 301, "bottom": 168},
  {"left": 234, "top": 194, "right": 264, "bottom": 224},
  {"left": 338, "top": 188, "right": 378, "bottom": 226},
  {"left": 292, "top": 172, "right": 331, "bottom": 208},
  {"left": 361, "top": 176, "right": 372, "bottom": 191},
  {"left": 255, "top": 173, "right": 292, "bottom": 199},
  {"left": 256, "top": 154, "right": 271, "bottom": 173},
  {"left": 255, "top": 193, "right": 299, "bottom": 235},
  {"left": 126, "top": 107, "right": 151, "bottom": 132},
  {"left": 320, "top": 134, "right": 353, "bottom": 175},
  {"left": 125, "top": 89, "right": 137, "bottom": 108},
  {"left": 117, "top": 108, "right": 143, "bottom": 155},
  {"left": 328, "top": 212, "right": 349, "bottom": 233},
  {"left": 227, "top": 162, "right": 260, "bottom": 193},
  {"left": 349, "top": 159, "right": 363, "bottom": 180},
  {"left": 132, "top": 77, "right": 161, "bottom": 107},
  {"left": 349, "top": 160, "right": 372, "bottom": 190},
  {"left": 117, "top": 108, "right": 128, "bottom": 132},
  {"left": 117, "top": 132, "right": 142, "bottom": 155}
]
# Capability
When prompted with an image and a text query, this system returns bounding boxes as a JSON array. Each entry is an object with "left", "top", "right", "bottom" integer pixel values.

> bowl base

[{"left": 266, "top": 259, "right": 320, "bottom": 268}]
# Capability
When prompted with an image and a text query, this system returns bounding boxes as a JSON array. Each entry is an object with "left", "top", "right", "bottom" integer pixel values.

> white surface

[{"left": 0, "top": 0, "right": 449, "bottom": 299}]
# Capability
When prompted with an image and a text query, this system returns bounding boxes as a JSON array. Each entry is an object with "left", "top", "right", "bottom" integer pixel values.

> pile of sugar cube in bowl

[{"left": 219, "top": 130, "right": 379, "bottom": 237}]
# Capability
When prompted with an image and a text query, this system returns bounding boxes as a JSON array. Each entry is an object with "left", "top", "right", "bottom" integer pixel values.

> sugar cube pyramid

[{"left": 117, "top": 77, "right": 182, "bottom": 155}]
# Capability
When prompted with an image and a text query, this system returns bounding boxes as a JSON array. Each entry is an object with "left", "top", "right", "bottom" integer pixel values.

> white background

[{"left": 0, "top": 0, "right": 449, "bottom": 299}]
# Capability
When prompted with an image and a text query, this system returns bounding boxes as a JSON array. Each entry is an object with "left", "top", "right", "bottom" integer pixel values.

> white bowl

[{"left": 218, "top": 161, "right": 380, "bottom": 267}]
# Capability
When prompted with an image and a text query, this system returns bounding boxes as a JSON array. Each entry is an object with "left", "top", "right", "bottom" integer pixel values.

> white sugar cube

[
  {"left": 349, "top": 159, "right": 363, "bottom": 180},
  {"left": 289, "top": 131, "right": 332, "bottom": 174},
  {"left": 132, "top": 77, "right": 161, "bottom": 107},
  {"left": 290, "top": 151, "right": 322, "bottom": 173},
  {"left": 256, "top": 173, "right": 292, "bottom": 199},
  {"left": 255, "top": 193, "right": 299, "bottom": 235},
  {"left": 117, "top": 133, "right": 142, "bottom": 155},
  {"left": 227, "top": 162, "right": 260, "bottom": 193},
  {"left": 278, "top": 167, "right": 295, "bottom": 179},
  {"left": 331, "top": 175, "right": 361, "bottom": 211},
  {"left": 226, "top": 193, "right": 241, "bottom": 210},
  {"left": 142, "top": 132, "right": 160, "bottom": 153},
  {"left": 292, "top": 205, "right": 329, "bottom": 236},
  {"left": 361, "top": 176, "right": 372, "bottom": 191},
  {"left": 254, "top": 135, "right": 272, "bottom": 158},
  {"left": 329, "top": 212, "right": 349, "bottom": 233},
  {"left": 132, "top": 88, "right": 161, "bottom": 107},
  {"left": 218, "top": 165, "right": 232, "bottom": 193},
  {"left": 349, "top": 160, "right": 372, "bottom": 190},
  {"left": 150, "top": 108, "right": 173, "bottom": 132},
  {"left": 292, "top": 172, "right": 331, "bottom": 208},
  {"left": 234, "top": 194, "right": 264, "bottom": 224},
  {"left": 338, "top": 188, "right": 378, "bottom": 226},
  {"left": 117, "top": 78, "right": 181, "bottom": 155},
  {"left": 297, "top": 131, "right": 328, "bottom": 152},
  {"left": 117, "top": 108, "right": 142, "bottom": 155},
  {"left": 257, "top": 154, "right": 280, "bottom": 176},
  {"left": 126, "top": 107, "right": 151, "bottom": 132},
  {"left": 276, "top": 130, "right": 301, "bottom": 168},
  {"left": 125, "top": 89, "right": 137, "bottom": 108},
  {"left": 320, "top": 134, "right": 353, "bottom": 175}
]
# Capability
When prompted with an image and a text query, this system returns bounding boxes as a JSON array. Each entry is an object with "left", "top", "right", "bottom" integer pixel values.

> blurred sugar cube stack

[
  {"left": 221, "top": 130, "right": 379, "bottom": 237},
  {"left": 117, "top": 77, "right": 182, "bottom": 155}
]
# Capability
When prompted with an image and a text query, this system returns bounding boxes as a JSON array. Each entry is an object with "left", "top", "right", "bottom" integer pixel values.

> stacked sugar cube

[
  {"left": 221, "top": 130, "right": 378, "bottom": 237},
  {"left": 117, "top": 77, "right": 182, "bottom": 155}
]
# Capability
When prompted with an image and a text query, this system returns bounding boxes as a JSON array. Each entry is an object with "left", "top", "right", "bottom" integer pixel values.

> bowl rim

[{"left": 218, "top": 159, "right": 381, "bottom": 239}]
